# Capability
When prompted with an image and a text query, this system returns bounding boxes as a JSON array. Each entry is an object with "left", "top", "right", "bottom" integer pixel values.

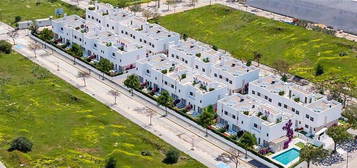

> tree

[
  {"left": 182, "top": 33, "right": 188, "bottom": 41},
  {"left": 29, "top": 20, "right": 39, "bottom": 34},
  {"left": 142, "top": 9, "right": 153, "bottom": 20},
  {"left": 327, "top": 126, "right": 351, "bottom": 152},
  {"left": 272, "top": 60, "right": 290, "bottom": 76},
  {"left": 105, "top": 156, "right": 116, "bottom": 168},
  {"left": 253, "top": 51, "right": 262, "bottom": 66},
  {"left": 70, "top": 43, "right": 83, "bottom": 57},
  {"left": 300, "top": 145, "right": 328, "bottom": 168},
  {"left": 191, "top": 0, "right": 198, "bottom": 7},
  {"left": 97, "top": 58, "right": 113, "bottom": 73},
  {"left": 129, "top": 4, "right": 142, "bottom": 15},
  {"left": 165, "top": 0, "right": 176, "bottom": 11},
  {"left": 157, "top": 90, "right": 173, "bottom": 116},
  {"left": 124, "top": 74, "right": 140, "bottom": 96},
  {"left": 0, "top": 40, "right": 12, "bottom": 54},
  {"left": 315, "top": 63, "right": 324, "bottom": 76},
  {"left": 239, "top": 132, "right": 256, "bottom": 159},
  {"left": 226, "top": 148, "right": 242, "bottom": 168},
  {"left": 342, "top": 105, "right": 357, "bottom": 128},
  {"left": 163, "top": 149, "right": 180, "bottom": 164},
  {"left": 29, "top": 42, "right": 41, "bottom": 58},
  {"left": 77, "top": 71, "right": 90, "bottom": 87},
  {"left": 7, "top": 29, "right": 18, "bottom": 45},
  {"left": 8, "top": 137, "right": 33, "bottom": 153},
  {"left": 14, "top": 16, "right": 22, "bottom": 23},
  {"left": 108, "top": 89, "right": 120, "bottom": 105},
  {"left": 198, "top": 105, "right": 215, "bottom": 136},
  {"left": 38, "top": 28, "right": 53, "bottom": 42}
]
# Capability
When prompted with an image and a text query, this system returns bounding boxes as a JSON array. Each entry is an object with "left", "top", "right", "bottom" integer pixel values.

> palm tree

[
  {"left": 124, "top": 74, "right": 140, "bottom": 96},
  {"left": 77, "top": 71, "right": 90, "bottom": 87},
  {"left": 300, "top": 145, "right": 328, "bottom": 168},
  {"left": 157, "top": 90, "right": 173, "bottom": 116},
  {"left": 28, "top": 42, "right": 41, "bottom": 58},
  {"left": 239, "top": 132, "right": 256, "bottom": 159},
  {"left": 198, "top": 105, "right": 215, "bottom": 136},
  {"left": 108, "top": 89, "right": 120, "bottom": 105},
  {"left": 253, "top": 51, "right": 262, "bottom": 66}
]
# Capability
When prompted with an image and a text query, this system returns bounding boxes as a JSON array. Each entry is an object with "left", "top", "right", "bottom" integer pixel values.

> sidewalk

[
  {"left": 0, "top": 24, "right": 256, "bottom": 168},
  {"left": 0, "top": 162, "right": 5, "bottom": 168}
]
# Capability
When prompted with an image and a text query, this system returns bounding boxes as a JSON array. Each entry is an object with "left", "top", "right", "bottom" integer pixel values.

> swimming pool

[{"left": 273, "top": 148, "right": 300, "bottom": 165}]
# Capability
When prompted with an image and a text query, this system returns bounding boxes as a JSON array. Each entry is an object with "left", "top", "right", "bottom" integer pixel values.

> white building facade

[
  {"left": 217, "top": 94, "right": 294, "bottom": 146},
  {"left": 248, "top": 76, "right": 342, "bottom": 135},
  {"left": 52, "top": 3, "right": 180, "bottom": 72}
]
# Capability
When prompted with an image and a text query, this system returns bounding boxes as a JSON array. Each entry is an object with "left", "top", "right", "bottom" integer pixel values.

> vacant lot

[
  {"left": 0, "top": 52, "right": 205, "bottom": 167},
  {"left": 0, "top": 0, "right": 84, "bottom": 26},
  {"left": 155, "top": 5, "right": 357, "bottom": 90}
]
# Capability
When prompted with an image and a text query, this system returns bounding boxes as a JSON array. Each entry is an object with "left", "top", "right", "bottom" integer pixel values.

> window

[
  {"left": 254, "top": 123, "right": 258, "bottom": 128},
  {"left": 278, "top": 102, "right": 282, "bottom": 107},
  {"left": 202, "top": 68, "right": 205, "bottom": 72},
  {"left": 267, "top": 133, "right": 269, "bottom": 137},
  {"left": 106, "top": 24, "right": 109, "bottom": 27},
  {"left": 171, "top": 84, "right": 174, "bottom": 88},
  {"left": 224, "top": 111, "right": 228, "bottom": 115},
  {"left": 269, "top": 98, "right": 272, "bottom": 102},
  {"left": 241, "top": 121, "right": 243, "bottom": 124},
  {"left": 195, "top": 65, "right": 198, "bottom": 69},
  {"left": 306, "top": 114, "right": 309, "bottom": 119},
  {"left": 296, "top": 111, "right": 299, "bottom": 115},
  {"left": 214, "top": 73, "right": 217, "bottom": 77},
  {"left": 164, "top": 81, "right": 168, "bottom": 85},
  {"left": 292, "top": 108, "right": 295, "bottom": 112},
  {"left": 189, "top": 92, "right": 193, "bottom": 96},
  {"left": 112, "top": 53, "right": 115, "bottom": 56},
  {"left": 264, "top": 96, "right": 268, "bottom": 100},
  {"left": 305, "top": 124, "right": 309, "bottom": 128},
  {"left": 257, "top": 92, "right": 261, "bottom": 96},
  {"left": 112, "top": 26, "right": 114, "bottom": 30},
  {"left": 310, "top": 117, "right": 314, "bottom": 121},
  {"left": 146, "top": 70, "right": 150, "bottom": 73},
  {"left": 219, "top": 75, "right": 222, "bottom": 79},
  {"left": 252, "top": 91, "right": 255, "bottom": 94},
  {"left": 232, "top": 115, "right": 236, "bottom": 119},
  {"left": 284, "top": 104, "right": 287, "bottom": 109}
]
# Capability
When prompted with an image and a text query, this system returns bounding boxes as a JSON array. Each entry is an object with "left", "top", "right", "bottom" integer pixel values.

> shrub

[
  {"left": 281, "top": 74, "right": 288, "bottom": 82},
  {"left": 141, "top": 150, "right": 152, "bottom": 156},
  {"left": 38, "top": 28, "right": 53, "bottom": 42},
  {"left": 0, "top": 40, "right": 12, "bottom": 54},
  {"left": 182, "top": 33, "right": 188, "bottom": 41},
  {"left": 105, "top": 157, "right": 116, "bottom": 168},
  {"left": 246, "top": 60, "right": 252, "bottom": 66},
  {"left": 96, "top": 58, "right": 114, "bottom": 73},
  {"left": 15, "top": 16, "right": 22, "bottom": 23},
  {"left": 261, "top": 116, "right": 268, "bottom": 121},
  {"left": 243, "top": 111, "right": 249, "bottom": 115},
  {"left": 195, "top": 53, "right": 201, "bottom": 57},
  {"left": 163, "top": 149, "right": 180, "bottom": 164},
  {"left": 8, "top": 137, "right": 33, "bottom": 153},
  {"left": 212, "top": 45, "right": 218, "bottom": 51},
  {"left": 161, "top": 69, "right": 167, "bottom": 74},
  {"left": 279, "top": 91, "right": 285, "bottom": 96},
  {"left": 294, "top": 97, "right": 300, "bottom": 102}
]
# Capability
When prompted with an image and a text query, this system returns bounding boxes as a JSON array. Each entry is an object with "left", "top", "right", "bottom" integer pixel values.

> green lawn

[
  {"left": 0, "top": 0, "right": 84, "bottom": 26},
  {"left": 155, "top": 5, "right": 357, "bottom": 92},
  {"left": 0, "top": 52, "right": 205, "bottom": 168}
]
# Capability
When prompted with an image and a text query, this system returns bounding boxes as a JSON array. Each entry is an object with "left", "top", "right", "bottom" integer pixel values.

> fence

[{"left": 30, "top": 34, "right": 283, "bottom": 168}]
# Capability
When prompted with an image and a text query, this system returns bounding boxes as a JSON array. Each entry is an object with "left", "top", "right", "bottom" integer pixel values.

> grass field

[
  {"left": 0, "top": 52, "right": 205, "bottom": 168},
  {"left": 100, "top": 0, "right": 151, "bottom": 7},
  {"left": 155, "top": 5, "right": 357, "bottom": 91},
  {"left": 0, "top": 0, "right": 84, "bottom": 26}
]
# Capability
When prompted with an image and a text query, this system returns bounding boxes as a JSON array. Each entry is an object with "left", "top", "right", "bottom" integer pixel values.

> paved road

[{"left": 0, "top": 23, "right": 258, "bottom": 168}]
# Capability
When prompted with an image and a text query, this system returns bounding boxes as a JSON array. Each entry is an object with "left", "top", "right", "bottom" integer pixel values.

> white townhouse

[
  {"left": 168, "top": 39, "right": 259, "bottom": 93},
  {"left": 52, "top": 15, "right": 145, "bottom": 71},
  {"left": 249, "top": 76, "right": 342, "bottom": 136},
  {"left": 51, "top": 2, "right": 180, "bottom": 72},
  {"left": 136, "top": 54, "right": 228, "bottom": 113},
  {"left": 217, "top": 94, "right": 294, "bottom": 147},
  {"left": 85, "top": 3, "right": 180, "bottom": 54}
]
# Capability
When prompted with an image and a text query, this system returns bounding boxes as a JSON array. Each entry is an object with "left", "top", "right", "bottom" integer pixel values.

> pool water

[{"left": 273, "top": 148, "right": 300, "bottom": 165}]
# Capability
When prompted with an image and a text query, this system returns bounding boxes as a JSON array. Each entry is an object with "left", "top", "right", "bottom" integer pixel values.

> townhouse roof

[
  {"left": 138, "top": 54, "right": 227, "bottom": 94},
  {"left": 219, "top": 94, "right": 292, "bottom": 126},
  {"left": 251, "top": 75, "right": 341, "bottom": 113}
]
